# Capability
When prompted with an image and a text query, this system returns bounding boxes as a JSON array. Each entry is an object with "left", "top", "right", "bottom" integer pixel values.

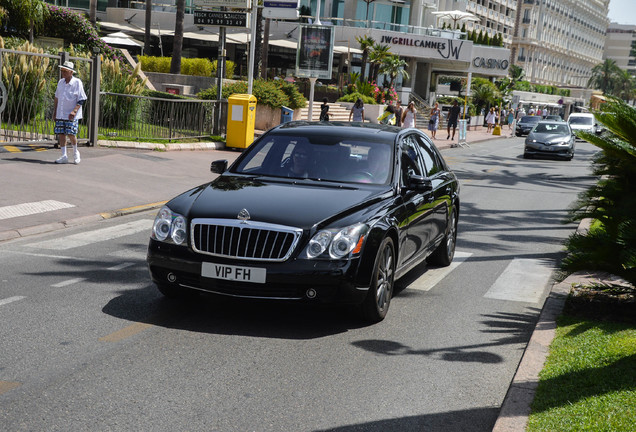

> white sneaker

[
  {"left": 55, "top": 155, "right": 68, "bottom": 164},
  {"left": 74, "top": 151, "right": 81, "bottom": 165}
]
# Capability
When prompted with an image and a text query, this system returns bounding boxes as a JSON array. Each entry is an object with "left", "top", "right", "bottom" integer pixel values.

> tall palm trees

[
  {"left": 356, "top": 35, "right": 374, "bottom": 82},
  {"left": 588, "top": 59, "right": 635, "bottom": 102},
  {"left": 170, "top": 0, "right": 186, "bottom": 74},
  {"left": 380, "top": 55, "right": 409, "bottom": 88},
  {"left": 368, "top": 43, "right": 390, "bottom": 83}
]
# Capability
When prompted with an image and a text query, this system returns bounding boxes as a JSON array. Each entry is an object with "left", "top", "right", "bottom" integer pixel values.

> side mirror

[
  {"left": 408, "top": 175, "right": 433, "bottom": 192},
  {"left": 210, "top": 159, "right": 228, "bottom": 174}
]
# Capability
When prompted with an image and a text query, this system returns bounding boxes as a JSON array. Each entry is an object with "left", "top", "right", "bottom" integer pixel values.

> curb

[{"left": 98, "top": 140, "right": 225, "bottom": 151}]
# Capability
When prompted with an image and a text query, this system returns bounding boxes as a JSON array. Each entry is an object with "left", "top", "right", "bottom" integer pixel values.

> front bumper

[
  {"left": 147, "top": 239, "right": 369, "bottom": 304},
  {"left": 524, "top": 143, "right": 573, "bottom": 159}
]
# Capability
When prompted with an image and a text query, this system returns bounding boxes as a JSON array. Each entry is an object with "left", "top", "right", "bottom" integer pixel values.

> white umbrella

[{"left": 431, "top": 10, "right": 479, "bottom": 28}]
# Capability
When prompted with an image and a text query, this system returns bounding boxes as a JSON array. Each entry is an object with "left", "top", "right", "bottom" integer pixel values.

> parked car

[
  {"left": 147, "top": 122, "right": 460, "bottom": 322},
  {"left": 568, "top": 112, "right": 602, "bottom": 138},
  {"left": 524, "top": 121, "right": 575, "bottom": 160},
  {"left": 543, "top": 115, "right": 562, "bottom": 121},
  {"left": 515, "top": 115, "right": 542, "bottom": 136}
]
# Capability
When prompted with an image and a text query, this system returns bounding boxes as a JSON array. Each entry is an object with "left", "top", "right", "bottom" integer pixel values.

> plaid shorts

[{"left": 54, "top": 119, "right": 79, "bottom": 136}]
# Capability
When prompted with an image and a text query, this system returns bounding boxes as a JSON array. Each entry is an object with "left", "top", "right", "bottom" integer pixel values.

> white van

[{"left": 568, "top": 113, "right": 600, "bottom": 136}]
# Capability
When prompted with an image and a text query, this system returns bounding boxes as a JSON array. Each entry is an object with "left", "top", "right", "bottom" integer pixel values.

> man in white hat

[{"left": 53, "top": 61, "right": 87, "bottom": 164}]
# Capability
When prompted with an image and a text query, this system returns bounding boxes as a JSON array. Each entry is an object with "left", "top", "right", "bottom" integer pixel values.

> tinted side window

[
  {"left": 414, "top": 134, "right": 444, "bottom": 176},
  {"left": 399, "top": 136, "right": 424, "bottom": 186}
]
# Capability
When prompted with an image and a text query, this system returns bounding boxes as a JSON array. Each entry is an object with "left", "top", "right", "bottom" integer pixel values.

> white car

[{"left": 568, "top": 113, "right": 602, "bottom": 138}]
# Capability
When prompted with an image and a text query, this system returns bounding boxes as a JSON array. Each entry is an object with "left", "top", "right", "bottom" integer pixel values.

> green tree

[
  {"left": 379, "top": 54, "right": 409, "bottom": 88},
  {"left": 0, "top": 0, "right": 47, "bottom": 42},
  {"left": 612, "top": 69, "right": 636, "bottom": 102},
  {"left": 471, "top": 77, "right": 499, "bottom": 115},
  {"left": 509, "top": 64, "right": 525, "bottom": 82},
  {"left": 355, "top": 35, "right": 374, "bottom": 82},
  {"left": 368, "top": 43, "right": 390, "bottom": 83},
  {"left": 562, "top": 98, "right": 636, "bottom": 284},
  {"left": 587, "top": 59, "right": 621, "bottom": 94}
]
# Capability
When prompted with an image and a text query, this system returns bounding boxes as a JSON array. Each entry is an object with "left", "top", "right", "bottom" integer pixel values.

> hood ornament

[{"left": 237, "top": 208, "right": 251, "bottom": 223}]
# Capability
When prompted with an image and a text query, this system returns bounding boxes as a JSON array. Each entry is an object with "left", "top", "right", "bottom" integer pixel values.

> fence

[
  {"left": 0, "top": 48, "right": 94, "bottom": 145},
  {"left": 98, "top": 93, "right": 227, "bottom": 141}
]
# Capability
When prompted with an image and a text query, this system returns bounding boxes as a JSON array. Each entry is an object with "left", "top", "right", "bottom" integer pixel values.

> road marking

[
  {"left": 0, "top": 381, "right": 21, "bottom": 395},
  {"left": 0, "top": 200, "right": 75, "bottom": 221},
  {"left": 107, "top": 262, "right": 135, "bottom": 271},
  {"left": 51, "top": 278, "right": 86, "bottom": 288},
  {"left": 408, "top": 251, "right": 472, "bottom": 291},
  {"left": 4, "top": 145, "right": 21, "bottom": 153},
  {"left": 484, "top": 258, "right": 553, "bottom": 303},
  {"left": 0, "top": 296, "right": 25, "bottom": 307},
  {"left": 99, "top": 322, "right": 153, "bottom": 342},
  {"left": 108, "top": 249, "right": 147, "bottom": 260},
  {"left": 28, "top": 219, "right": 153, "bottom": 250}
]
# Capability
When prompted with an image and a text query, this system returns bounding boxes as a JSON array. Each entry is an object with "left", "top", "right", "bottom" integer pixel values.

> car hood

[
  {"left": 167, "top": 175, "right": 390, "bottom": 229},
  {"left": 527, "top": 132, "right": 570, "bottom": 143}
]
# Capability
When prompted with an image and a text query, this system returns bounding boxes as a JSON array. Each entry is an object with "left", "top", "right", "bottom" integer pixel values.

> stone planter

[{"left": 254, "top": 105, "right": 301, "bottom": 131}]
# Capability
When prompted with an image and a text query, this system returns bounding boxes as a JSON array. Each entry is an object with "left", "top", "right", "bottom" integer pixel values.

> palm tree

[
  {"left": 89, "top": 0, "right": 97, "bottom": 25},
  {"left": 612, "top": 69, "right": 636, "bottom": 102},
  {"left": 170, "top": 0, "right": 186, "bottom": 74},
  {"left": 356, "top": 35, "right": 374, "bottom": 82},
  {"left": 587, "top": 59, "right": 620, "bottom": 94},
  {"left": 379, "top": 55, "right": 409, "bottom": 88},
  {"left": 368, "top": 43, "right": 390, "bottom": 83},
  {"left": 509, "top": 64, "right": 525, "bottom": 82},
  {"left": 144, "top": 0, "right": 153, "bottom": 54}
]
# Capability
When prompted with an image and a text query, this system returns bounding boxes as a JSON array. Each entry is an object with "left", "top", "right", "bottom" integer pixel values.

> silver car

[{"left": 523, "top": 121, "right": 575, "bottom": 161}]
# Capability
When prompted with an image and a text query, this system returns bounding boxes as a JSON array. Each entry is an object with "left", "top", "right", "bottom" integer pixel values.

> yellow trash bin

[{"left": 226, "top": 94, "right": 257, "bottom": 149}]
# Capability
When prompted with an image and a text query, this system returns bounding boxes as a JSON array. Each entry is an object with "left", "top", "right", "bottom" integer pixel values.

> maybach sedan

[{"left": 147, "top": 122, "right": 460, "bottom": 322}]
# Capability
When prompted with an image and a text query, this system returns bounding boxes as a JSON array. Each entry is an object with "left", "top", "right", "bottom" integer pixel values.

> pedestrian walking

[
  {"left": 428, "top": 102, "right": 440, "bottom": 139},
  {"left": 53, "top": 61, "right": 87, "bottom": 164},
  {"left": 446, "top": 100, "right": 461, "bottom": 140},
  {"left": 349, "top": 98, "right": 365, "bottom": 122},
  {"left": 394, "top": 100, "right": 403, "bottom": 127},
  {"left": 485, "top": 107, "right": 497, "bottom": 133},
  {"left": 319, "top": 97, "right": 330, "bottom": 122},
  {"left": 401, "top": 101, "right": 417, "bottom": 128},
  {"left": 507, "top": 110, "right": 514, "bottom": 130}
]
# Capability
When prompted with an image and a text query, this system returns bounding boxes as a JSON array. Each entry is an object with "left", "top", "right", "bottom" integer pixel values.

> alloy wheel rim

[{"left": 376, "top": 244, "right": 394, "bottom": 310}]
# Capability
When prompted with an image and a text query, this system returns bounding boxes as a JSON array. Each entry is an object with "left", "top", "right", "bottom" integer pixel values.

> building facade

[
  {"left": 511, "top": 0, "right": 610, "bottom": 87},
  {"left": 604, "top": 23, "right": 636, "bottom": 77}
]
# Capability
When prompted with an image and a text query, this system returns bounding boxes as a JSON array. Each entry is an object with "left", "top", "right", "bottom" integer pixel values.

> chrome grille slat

[{"left": 191, "top": 218, "right": 303, "bottom": 262}]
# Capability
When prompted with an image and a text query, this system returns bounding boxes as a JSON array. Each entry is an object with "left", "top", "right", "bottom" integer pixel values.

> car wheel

[
  {"left": 427, "top": 206, "right": 458, "bottom": 267},
  {"left": 361, "top": 237, "right": 395, "bottom": 323}
]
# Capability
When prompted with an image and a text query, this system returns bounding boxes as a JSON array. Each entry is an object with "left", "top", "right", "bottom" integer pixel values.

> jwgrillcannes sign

[{"left": 296, "top": 25, "right": 334, "bottom": 79}]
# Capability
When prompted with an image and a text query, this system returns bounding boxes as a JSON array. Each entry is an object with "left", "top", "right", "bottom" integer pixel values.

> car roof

[{"left": 568, "top": 113, "right": 594, "bottom": 118}]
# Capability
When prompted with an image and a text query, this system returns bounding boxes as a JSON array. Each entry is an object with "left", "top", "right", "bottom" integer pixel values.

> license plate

[{"left": 201, "top": 262, "right": 266, "bottom": 283}]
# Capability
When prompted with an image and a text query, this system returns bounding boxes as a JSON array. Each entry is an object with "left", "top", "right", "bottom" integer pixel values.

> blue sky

[{"left": 608, "top": 0, "right": 636, "bottom": 25}]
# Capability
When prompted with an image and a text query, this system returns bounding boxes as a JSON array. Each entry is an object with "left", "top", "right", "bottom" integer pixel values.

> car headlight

[
  {"left": 305, "top": 223, "right": 368, "bottom": 259},
  {"left": 151, "top": 206, "right": 187, "bottom": 245}
]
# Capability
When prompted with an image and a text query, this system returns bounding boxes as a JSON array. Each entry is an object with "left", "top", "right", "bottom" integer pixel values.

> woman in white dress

[{"left": 401, "top": 102, "right": 417, "bottom": 128}]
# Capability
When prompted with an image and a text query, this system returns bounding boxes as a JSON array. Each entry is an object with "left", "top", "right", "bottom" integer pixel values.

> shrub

[
  {"left": 337, "top": 92, "right": 375, "bottom": 105},
  {"left": 100, "top": 58, "right": 147, "bottom": 128},
  {"left": 139, "top": 55, "right": 236, "bottom": 79},
  {"left": 198, "top": 79, "right": 306, "bottom": 109}
]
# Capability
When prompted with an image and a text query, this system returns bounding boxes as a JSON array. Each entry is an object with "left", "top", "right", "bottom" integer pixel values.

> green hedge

[
  {"left": 337, "top": 92, "right": 375, "bottom": 105},
  {"left": 138, "top": 55, "right": 236, "bottom": 79},
  {"left": 198, "top": 79, "right": 306, "bottom": 109}
]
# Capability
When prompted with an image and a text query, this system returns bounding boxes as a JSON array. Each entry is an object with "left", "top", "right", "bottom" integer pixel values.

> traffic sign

[{"left": 194, "top": 11, "right": 248, "bottom": 27}]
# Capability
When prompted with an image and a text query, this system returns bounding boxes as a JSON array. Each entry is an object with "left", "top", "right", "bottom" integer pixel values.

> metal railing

[{"left": 98, "top": 92, "right": 227, "bottom": 141}]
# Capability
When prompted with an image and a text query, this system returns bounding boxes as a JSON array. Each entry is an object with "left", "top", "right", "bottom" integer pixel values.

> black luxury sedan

[
  {"left": 523, "top": 121, "right": 575, "bottom": 160},
  {"left": 515, "top": 115, "right": 543, "bottom": 136},
  {"left": 147, "top": 122, "right": 460, "bottom": 322}
]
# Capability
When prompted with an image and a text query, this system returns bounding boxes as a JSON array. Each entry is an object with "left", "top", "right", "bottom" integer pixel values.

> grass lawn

[{"left": 526, "top": 314, "right": 636, "bottom": 431}]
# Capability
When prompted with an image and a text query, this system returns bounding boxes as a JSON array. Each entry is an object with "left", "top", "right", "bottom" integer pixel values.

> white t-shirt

[{"left": 55, "top": 76, "right": 87, "bottom": 120}]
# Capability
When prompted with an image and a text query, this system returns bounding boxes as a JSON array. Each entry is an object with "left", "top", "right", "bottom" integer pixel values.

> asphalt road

[{"left": 0, "top": 138, "right": 598, "bottom": 431}]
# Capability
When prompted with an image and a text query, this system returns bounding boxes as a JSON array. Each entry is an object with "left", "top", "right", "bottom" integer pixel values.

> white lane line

[
  {"left": 108, "top": 249, "right": 147, "bottom": 260},
  {"left": 0, "top": 296, "right": 25, "bottom": 307},
  {"left": 484, "top": 258, "right": 554, "bottom": 303},
  {"left": 0, "top": 200, "right": 75, "bottom": 220},
  {"left": 408, "top": 251, "right": 472, "bottom": 291},
  {"left": 27, "top": 220, "right": 153, "bottom": 250},
  {"left": 107, "top": 262, "right": 135, "bottom": 271},
  {"left": 51, "top": 278, "right": 86, "bottom": 288}
]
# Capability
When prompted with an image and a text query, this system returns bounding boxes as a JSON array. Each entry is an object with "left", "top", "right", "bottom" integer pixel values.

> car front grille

[{"left": 191, "top": 218, "right": 303, "bottom": 262}]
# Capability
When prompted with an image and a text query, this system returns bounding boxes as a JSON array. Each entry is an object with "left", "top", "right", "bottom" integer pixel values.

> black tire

[
  {"left": 427, "top": 206, "right": 458, "bottom": 267},
  {"left": 361, "top": 237, "right": 395, "bottom": 323}
]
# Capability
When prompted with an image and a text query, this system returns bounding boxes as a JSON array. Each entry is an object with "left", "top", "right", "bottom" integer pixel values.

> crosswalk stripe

[
  {"left": 0, "top": 200, "right": 75, "bottom": 220},
  {"left": 484, "top": 258, "right": 553, "bottom": 303},
  {"left": 407, "top": 251, "right": 472, "bottom": 291},
  {"left": 27, "top": 219, "right": 153, "bottom": 250}
]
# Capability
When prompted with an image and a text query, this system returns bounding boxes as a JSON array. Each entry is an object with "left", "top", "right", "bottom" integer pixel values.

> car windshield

[
  {"left": 233, "top": 132, "right": 394, "bottom": 185},
  {"left": 533, "top": 123, "right": 570, "bottom": 135},
  {"left": 521, "top": 116, "right": 541, "bottom": 123},
  {"left": 569, "top": 116, "right": 594, "bottom": 125}
]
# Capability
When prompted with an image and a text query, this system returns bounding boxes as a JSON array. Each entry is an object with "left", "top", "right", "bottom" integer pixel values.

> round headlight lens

[
  {"left": 329, "top": 224, "right": 366, "bottom": 259},
  {"left": 306, "top": 231, "right": 332, "bottom": 258},
  {"left": 171, "top": 215, "right": 187, "bottom": 245},
  {"left": 152, "top": 207, "right": 173, "bottom": 241}
]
